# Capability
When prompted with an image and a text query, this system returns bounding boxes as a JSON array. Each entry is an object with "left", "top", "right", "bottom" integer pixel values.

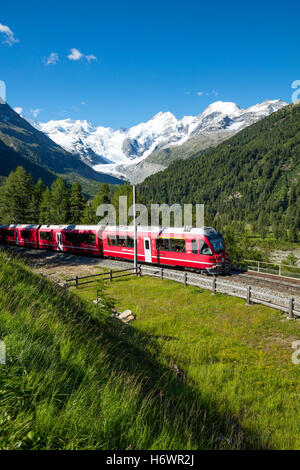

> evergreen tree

[
  {"left": 81, "top": 183, "right": 111, "bottom": 224},
  {"left": 69, "top": 182, "right": 86, "bottom": 224},
  {"left": 0, "top": 166, "right": 34, "bottom": 224},
  {"left": 50, "top": 177, "right": 70, "bottom": 224},
  {"left": 31, "top": 179, "right": 46, "bottom": 223},
  {"left": 39, "top": 188, "right": 52, "bottom": 224}
]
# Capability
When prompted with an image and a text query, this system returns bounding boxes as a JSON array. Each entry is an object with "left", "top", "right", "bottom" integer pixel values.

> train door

[
  {"left": 144, "top": 237, "right": 152, "bottom": 263},
  {"left": 15, "top": 230, "right": 19, "bottom": 245},
  {"left": 56, "top": 232, "right": 63, "bottom": 251}
]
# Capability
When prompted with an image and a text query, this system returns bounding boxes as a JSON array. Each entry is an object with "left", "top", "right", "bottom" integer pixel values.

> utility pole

[{"left": 133, "top": 184, "right": 137, "bottom": 272}]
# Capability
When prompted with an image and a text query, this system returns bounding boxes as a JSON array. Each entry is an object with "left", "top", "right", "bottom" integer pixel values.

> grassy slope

[
  {"left": 0, "top": 251, "right": 260, "bottom": 450},
  {"left": 76, "top": 272, "right": 300, "bottom": 450}
]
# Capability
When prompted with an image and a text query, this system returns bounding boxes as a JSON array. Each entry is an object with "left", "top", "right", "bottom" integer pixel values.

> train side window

[
  {"left": 80, "top": 233, "right": 96, "bottom": 244},
  {"left": 145, "top": 240, "right": 150, "bottom": 250},
  {"left": 199, "top": 240, "right": 212, "bottom": 255},
  {"left": 191, "top": 239, "right": 198, "bottom": 254},
  {"left": 117, "top": 236, "right": 127, "bottom": 247},
  {"left": 126, "top": 237, "right": 134, "bottom": 248},
  {"left": 2, "top": 229, "right": 15, "bottom": 238},
  {"left": 20, "top": 231, "right": 29, "bottom": 239},
  {"left": 40, "top": 232, "right": 52, "bottom": 241},
  {"left": 156, "top": 238, "right": 170, "bottom": 251},
  {"left": 169, "top": 238, "right": 186, "bottom": 253},
  {"left": 107, "top": 236, "right": 118, "bottom": 246}
]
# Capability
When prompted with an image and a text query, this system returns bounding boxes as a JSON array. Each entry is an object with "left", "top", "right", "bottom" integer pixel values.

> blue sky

[{"left": 1, "top": 0, "right": 299, "bottom": 128}]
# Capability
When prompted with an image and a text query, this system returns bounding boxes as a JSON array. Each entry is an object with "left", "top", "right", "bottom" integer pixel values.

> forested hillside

[{"left": 140, "top": 103, "right": 300, "bottom": 241}]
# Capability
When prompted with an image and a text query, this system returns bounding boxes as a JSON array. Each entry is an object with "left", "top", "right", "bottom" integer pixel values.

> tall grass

[
  {"left": 0, "top": 252, "right": 253, "bottom": 450},
  {"left": 76, "top": 272, "right": 300, "bottom": 450}
]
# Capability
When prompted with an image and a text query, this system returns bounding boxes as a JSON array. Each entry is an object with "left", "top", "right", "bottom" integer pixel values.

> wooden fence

[
  {"left": 139, "top": 265, "right": 300, "bottom": 319},
  {"left": 66, "top": 266, "right": 141, "bottom": 288}
]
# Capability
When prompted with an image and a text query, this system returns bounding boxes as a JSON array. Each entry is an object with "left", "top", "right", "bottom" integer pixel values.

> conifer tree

[
  {"left": 31, "top": 179, "right": 46, "bottom": 223},
  {"left": 69, "top": 182, "right": 86, "bottom": 224},
  {"left": 39, "top": 187, "right": 52, "bottom": 224},
  {"left": 50, "top": 177, "right": 70, "bottom": 224},
  {"left": 81, "top": 183, "right": 111, "bottom": 224},
  {"left": 0, "top": 166, "right": 34, "bottom": 224}
]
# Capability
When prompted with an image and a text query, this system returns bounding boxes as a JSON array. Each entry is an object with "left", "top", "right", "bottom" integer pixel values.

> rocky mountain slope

[
  {"left": 0, "top": 103, "right": 123, "bottom": 193},
  {"left": 32, "top": 99, "right": 287, "bottom": 182}
]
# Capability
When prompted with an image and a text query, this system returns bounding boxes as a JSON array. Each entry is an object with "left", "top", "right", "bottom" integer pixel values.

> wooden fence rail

[{"left": 66, "top": 266, "right": 141, "bottom": 288}]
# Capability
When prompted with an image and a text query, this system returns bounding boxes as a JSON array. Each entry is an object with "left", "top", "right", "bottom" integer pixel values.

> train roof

[
  {"left": 1, "top": 224, "right": 219, "bottom": 236},
  {"left": 1, "top": 224, "right": 40, "bottom": 229}
]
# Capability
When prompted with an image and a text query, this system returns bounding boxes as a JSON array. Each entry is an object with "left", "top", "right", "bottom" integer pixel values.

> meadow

[{"left": 0, "top": 251, "right": 299, "bottom": 449}]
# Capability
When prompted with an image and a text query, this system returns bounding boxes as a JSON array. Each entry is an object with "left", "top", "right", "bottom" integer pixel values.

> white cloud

[
  {"left": 0, "top": 23, "right": 19, "bottom": 46},
  {"left": 196, "top": 91, "right": 203, "bottom": 96},
  {"left": 30, "top": 108, "right": 43, "bottom": 118},
  {"left": 67, "top": 48, "right": 84, "bottom": 61},
  {"left": 45, "top": 52, "right": 59, "bottom": 66},
  {"left": 85, "top": 54, "right": 97, "bottom": 63},
  {"left": 14, "top": 107, "right": 23, "bottom": 115},
  {"left": 81, "top": 101, "right": 86, "bottom": 105},
  {"left": 67, "top": 48, "right": 97, "bottom": 63}
]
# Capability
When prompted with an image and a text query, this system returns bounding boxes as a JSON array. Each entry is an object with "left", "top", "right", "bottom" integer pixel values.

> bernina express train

[{"left": 0, "top": 224, "right": 230, "bottom": 274}]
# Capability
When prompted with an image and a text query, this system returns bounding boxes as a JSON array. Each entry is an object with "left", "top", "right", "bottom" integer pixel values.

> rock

[{"left": 118, "top": 310, "right": 132, "bottom": 319}]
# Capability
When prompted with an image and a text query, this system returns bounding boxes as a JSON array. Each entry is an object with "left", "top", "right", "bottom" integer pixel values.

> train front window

[
  {"left": 207, "top": 234, "right": 225, "bottom": 253},
  {"left": 199, "top": 240, "right": 212, "bottom": 255}
]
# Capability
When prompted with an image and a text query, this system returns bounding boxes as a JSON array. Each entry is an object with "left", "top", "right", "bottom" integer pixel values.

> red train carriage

[
  {"left": 0, "top": 225, "right": 39, "bottom": 248},
  {"left": 38, "top": 225, "right": 102, "bottom": 255}
]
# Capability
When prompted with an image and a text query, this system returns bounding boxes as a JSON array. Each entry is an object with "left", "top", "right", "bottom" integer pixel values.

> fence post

[
  {"left": 246, "top": 286, "right": 251, "bottom": 305},
  {"left": 212, "top": 277, "right": 216, "bottom": 295},
  {"left": 288, "top": 297, "right": 295, "bottom": 319},
  {"left": 75, "top": 276, "right": 78, "bottom": 288},
  {"left": 110, "top": 269, "right": 112, "bottom": 282},
  {"left": 161, "top": 268, "right": 163, "bottom": 280},
  {"left": 184, "top": 272, "right": 187, "bottom": 287},
  {"left": 257, "top": 261, "right": 260, "bottom": 273},
  {"left": 139, "top": 265, "right": 142, "bottom": 277},
  {"left": 279, "top": 263, "right": 282, "bottom": 277}
]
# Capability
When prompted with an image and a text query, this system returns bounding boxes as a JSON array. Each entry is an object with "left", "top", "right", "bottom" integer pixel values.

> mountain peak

[{"left": 202, "top": 101, "right": 241, "bottom": 117}]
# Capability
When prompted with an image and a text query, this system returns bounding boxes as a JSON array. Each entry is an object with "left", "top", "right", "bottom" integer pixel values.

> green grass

[
  {"left": 0, "top": 252, "right": 259, "bottom": 450},
  {"left": 75, "top": 272, "right": 300, "bottom": 450},
  {"left": 1, "top": 252, "right": 299, "bottom": 449}
]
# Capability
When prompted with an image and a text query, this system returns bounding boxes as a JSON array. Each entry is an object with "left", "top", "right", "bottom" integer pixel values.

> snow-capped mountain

[{"left": 32, "top": 99, "right": 287, "bottom": 182}]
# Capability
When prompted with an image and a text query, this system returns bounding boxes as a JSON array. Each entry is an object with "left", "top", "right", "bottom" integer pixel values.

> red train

[{"left": 0, "top": 224, "right": 230, "bottom": 274}]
